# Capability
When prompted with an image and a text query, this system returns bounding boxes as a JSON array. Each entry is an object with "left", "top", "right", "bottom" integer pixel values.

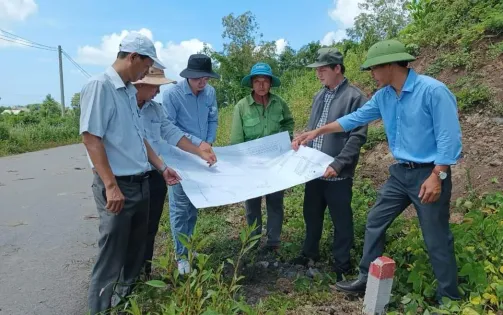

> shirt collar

[
  {"left": 324, "top": 77, "right": 347, "bottom": 93},
  {"left": 402, "top": 69, "right": 417, "bottom": 93},
  {"left": 105, "top": 66, "right": 137, "bottom": 94},
  {"left": 182, "top": 79, "right": 206, "bottom": 96}
]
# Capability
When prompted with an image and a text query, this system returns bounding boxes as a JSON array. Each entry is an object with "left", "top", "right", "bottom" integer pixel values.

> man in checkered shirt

[{"left": 291, "top": 48, "right": 369, "bottom": 281}]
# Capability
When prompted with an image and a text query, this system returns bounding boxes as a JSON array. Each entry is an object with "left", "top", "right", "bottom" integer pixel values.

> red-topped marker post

[{"left": 363, "top": 256, "right": 396, "bottom": 315}]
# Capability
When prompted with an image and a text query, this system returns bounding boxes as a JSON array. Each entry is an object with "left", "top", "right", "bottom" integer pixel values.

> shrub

[{"left": 455, "top": 84, "right": 493, "bottom": 112}]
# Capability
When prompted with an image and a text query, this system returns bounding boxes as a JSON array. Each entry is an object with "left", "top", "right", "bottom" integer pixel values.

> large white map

[{"left": 159, "top": 131, "right": 333, "bottom": 208}]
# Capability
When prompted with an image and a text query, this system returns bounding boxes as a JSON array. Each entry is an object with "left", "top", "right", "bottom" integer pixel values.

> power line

[
  {"left": 0, "top": 35, "right": 57, "bottom": 51},
  {"left": 62, "top": 49, "right": 91, "bottom": 78},
  {"left": 0, "top": 28, "right": 57, "bottom": 50}
]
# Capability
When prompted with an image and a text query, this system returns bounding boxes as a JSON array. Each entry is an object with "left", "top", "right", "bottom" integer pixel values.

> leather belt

[
  {"left": 115, "top": 172, "right": 150, "bottom": 183},
  {"left": 400, "top": 162, "right": 434, "bottom": 169},
  {"left": 92, "top": 169, "right": 150, "bottom": 183}
]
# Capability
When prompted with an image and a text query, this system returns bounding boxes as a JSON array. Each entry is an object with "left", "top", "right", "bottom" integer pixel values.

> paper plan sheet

[{"left": 159, "top": 131, "right": 334, "bottom": 208}]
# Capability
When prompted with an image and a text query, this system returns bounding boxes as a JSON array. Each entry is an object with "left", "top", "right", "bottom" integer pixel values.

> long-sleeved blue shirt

[
  {"left": 162, "top": 79, "right": 218, "bottom": 146},
  {"left": 337, "top": 69, "right": 462, "bottom": 165},
  {"left": 139, "top": 100, "right": 184, "bottom": 156}
]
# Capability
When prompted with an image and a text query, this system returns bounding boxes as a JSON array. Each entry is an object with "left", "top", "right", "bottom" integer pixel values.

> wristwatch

[
  {"left": 433, "top": 169, "right": 448, "bottom": 180},
  {"left": 158, "top": 163, "right": 167, "bottom": 174}
]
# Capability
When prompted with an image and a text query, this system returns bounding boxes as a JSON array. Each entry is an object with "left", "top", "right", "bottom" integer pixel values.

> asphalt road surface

[{"left": 0, "top": 144, "right": 98, "bottom": 315}]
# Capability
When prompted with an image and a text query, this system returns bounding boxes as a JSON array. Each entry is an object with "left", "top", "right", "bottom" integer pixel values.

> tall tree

[
  {"left": 347, "top": 0, "right": 411, "bottom": 49},
  {"left": 40, "top": 94, "right": 61, "bottom": 118},
  {"left": 203, "top": 11, "right": 280, "bottom": 107}
]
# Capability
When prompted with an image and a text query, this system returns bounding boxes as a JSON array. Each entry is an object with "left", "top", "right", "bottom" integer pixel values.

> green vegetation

[
  {"left": 1, "top": 0, "right": 502, "bottom": 313},
  {"left": 0, "top": 94, "right": 80, "bottom": 156}
]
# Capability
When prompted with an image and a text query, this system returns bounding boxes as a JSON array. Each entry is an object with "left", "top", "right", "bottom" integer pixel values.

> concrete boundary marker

[{"left": 363, "top": 256, "right": 396, "bottom": 315}]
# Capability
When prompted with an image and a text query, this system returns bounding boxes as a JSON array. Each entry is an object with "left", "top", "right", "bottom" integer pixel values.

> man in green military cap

[
  {"left": 290, "top": 47, "right": 368, "bottom": 281},
  {"left": 292, "top": 39, "right": 462, "bottom": 302}
]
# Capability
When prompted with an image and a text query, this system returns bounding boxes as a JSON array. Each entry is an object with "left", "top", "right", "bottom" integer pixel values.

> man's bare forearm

[
  {"left": 82, "top": 132, "right": 117, "bottom": 189},
  {"left": 318, "top": 121, "right": 344, "bottom": 136},
  {"left": 144, "top": 139, "right": 165, "bottom": 171},
  {"left": 176, "top": 136, "right": 203, "bottom": 157}
]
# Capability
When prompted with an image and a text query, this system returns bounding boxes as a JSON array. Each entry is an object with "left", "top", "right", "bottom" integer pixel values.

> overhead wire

[
  {"left": 61, "top": 49, "right": 92, "bottom": 78},
  {"left": 0, "top": 28, "right": 57, "bottom": 51},
  {"left": 0, "top": 29, "right": 92, "bottom": 79}
]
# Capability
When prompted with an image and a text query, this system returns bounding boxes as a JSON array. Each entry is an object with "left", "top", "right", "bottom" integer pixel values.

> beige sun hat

[{"left": 133, "top": 67, "right": 177, "bottom": 85}]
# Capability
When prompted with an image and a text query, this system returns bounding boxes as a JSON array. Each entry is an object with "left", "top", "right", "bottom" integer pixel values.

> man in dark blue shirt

[{"left": 292, "top": 39, "right": 462, "bottom": 302}]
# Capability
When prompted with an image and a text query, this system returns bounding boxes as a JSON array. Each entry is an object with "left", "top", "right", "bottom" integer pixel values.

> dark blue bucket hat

[{"left": 241, "top": 62, "right": 281, "bottom": 88}]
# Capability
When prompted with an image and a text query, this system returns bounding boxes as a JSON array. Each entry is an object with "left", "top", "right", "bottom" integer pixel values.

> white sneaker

[{"left": 177, "top": 259, "right": 191, "bottom": 275}]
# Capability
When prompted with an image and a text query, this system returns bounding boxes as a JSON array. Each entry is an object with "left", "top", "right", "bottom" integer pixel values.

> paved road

[{"left": 0, "top": 144, "right": 98, "bottom": 315}]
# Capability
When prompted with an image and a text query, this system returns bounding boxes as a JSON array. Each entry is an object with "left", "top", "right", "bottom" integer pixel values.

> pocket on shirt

[
  {"left": 149, "top": 121, "right": 162, "bottom": 140},
  {"left": 242, "top": 117, "right": 261, "bottom": 138}
]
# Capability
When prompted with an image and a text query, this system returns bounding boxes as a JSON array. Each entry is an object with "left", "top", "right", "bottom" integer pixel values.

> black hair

[
  {"left": 396, "top": 61, "right": 409, "bottom": 68},
  {"left": 117, "top": 51, "right": 150, "bottom": 60},
  {"left": 329, "top": 63, "right": 346, "bottom": 74}
]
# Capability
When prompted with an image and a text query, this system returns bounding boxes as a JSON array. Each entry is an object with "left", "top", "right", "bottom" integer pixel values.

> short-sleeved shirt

[
  {"left": 79, "top": 66, "right": 150, "bottom": 176},
  {"left": 229, "top": 93, "right": 294, "bottom": 145},
  {"left": 162, "top": 79, "right": 218, "bottom": 146},
  {"left": 139, "top": 100, "right": 184, "bottom": 156}
]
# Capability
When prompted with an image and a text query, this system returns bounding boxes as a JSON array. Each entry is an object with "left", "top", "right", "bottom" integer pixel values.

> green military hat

[
  {"left": 306, "top": 47, "right": 344, "bottom": 68},
  {"left": 361, "top": 39, "right": 416, "bottom": 70}
]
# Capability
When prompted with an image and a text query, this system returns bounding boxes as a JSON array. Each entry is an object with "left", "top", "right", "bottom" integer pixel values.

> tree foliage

[
  {"left": 204, "top": 11, "right": 282, "bottom": 107},
  {"left": 40, "top": 94, "right": 61, "bottom": 118},
  {"left": 347, "top": 0, "right": 411, "bottom": 50}
]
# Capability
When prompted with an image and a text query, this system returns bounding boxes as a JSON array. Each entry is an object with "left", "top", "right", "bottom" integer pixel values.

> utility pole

[{"left": 58, "top": 45, "right": 65, "bottom": 117}]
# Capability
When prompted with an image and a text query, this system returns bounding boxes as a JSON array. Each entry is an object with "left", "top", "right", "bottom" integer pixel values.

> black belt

[
  {"left": 115, "top": 172, "right": 150, "bottom": 183},
  {"left": 399, "top": 162, "right": 434, "bottom": 169}
]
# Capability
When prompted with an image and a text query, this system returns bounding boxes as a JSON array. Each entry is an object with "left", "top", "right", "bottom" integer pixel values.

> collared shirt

[
  {"left": 79, "top": 67, "right": 150, "bottom": 176},
  {"left": 337, "top": 69, "right": 462, "bottom": 165},
  {"left": 313, "top": 78, "right": 348, "bottom": 181},
  {"left": 139, "top": 100, "right": 184, "bottom": 156},
  {"left": 162, "top": 79, "right": 218, "bottom": 146},
  {"left": 230, "top": 92, "right": 294, "bottom": 145}
]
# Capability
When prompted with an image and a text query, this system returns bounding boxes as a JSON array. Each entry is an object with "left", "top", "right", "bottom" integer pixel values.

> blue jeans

[{"left": 168, "top": 183, "right": 198, "bottom": 259}]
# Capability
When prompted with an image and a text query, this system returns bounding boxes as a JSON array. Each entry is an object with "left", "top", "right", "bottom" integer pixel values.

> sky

[{"left": 0, "top": 0, "right": 364, "bottom": 107}]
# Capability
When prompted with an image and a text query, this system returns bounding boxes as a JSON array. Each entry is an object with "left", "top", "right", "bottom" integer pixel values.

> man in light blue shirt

[
  {"left": 162, "top": 54, "right": 220, "bottom": 275},
  {"left": 80, "top": 32, "right": 181, "bottom": 315},
  {"left": 132, "top": 66, "right": 216, "bottom": 278},
  {"left": 292, "top": 39, "right": 462, "bottom": 302}
]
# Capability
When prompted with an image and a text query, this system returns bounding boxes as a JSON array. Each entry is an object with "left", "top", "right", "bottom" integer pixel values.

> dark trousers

[
  {"left": 87, "top": 173, "right": 150, "bottom": 315},
  {"left": 143, "top": 171, "right": 168, "bottom": 275},
  {"left": 245, "top": 190, "right": 285, "bottom": 247},
  {"left": 302, "top": 178, "right": 354, "bottom": 273},
  {"left": 357, "top": 163, "right": 460, "bottom": 301}
]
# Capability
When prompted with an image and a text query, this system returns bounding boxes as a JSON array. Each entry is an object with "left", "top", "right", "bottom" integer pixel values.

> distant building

[{"left": 1, "top": 108, "right": 30, "bottom": 115}]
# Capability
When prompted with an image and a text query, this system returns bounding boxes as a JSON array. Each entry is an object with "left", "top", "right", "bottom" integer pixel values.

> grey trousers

[
  {"left": 87, "top": 173, "right": 150, "bottom": 315},
  {"left": 245, "top": 190, "right": 285, "bottom": 247},
  {"left": 357, "top": 163, "right": 460, "bottom": 300}
]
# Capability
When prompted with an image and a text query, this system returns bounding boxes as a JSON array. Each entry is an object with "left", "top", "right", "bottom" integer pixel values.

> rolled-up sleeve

[
  {"left": 430, "top": 86, "right": 462, "bottom": 165},
  {"left": 337, "top": 95, "right": 381, "bottom": 132},
  {"left": 79, "top": 80, "right": 113, "bottom": 137},
  {"left": 158, "top": 105, "right": 184, "bottom": 146}
]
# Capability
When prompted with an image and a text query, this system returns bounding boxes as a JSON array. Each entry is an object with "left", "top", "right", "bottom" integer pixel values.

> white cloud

[
  {"left": 275, "top": 38, "right": 288, "bottom": 55},
  {"left": 76, "top": 28, "right": 208, "bottom": 81},
  {"left": 156, "top": 39, "right": 207, "bottom": 80},
  {"left": 320, "top": 30, "right": 346, "bottom": 46},
  {"left": 328, "top": 0, "right": 364, "bottom": 28},
  {"left": 0, "top": 0, "right": 38, "bottom": 23}
]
